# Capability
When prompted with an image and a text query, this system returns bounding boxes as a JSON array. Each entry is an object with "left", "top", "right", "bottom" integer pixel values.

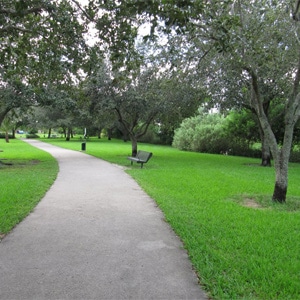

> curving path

[{"left": 0, "top": 140, "right": 207, "bottom": 300}]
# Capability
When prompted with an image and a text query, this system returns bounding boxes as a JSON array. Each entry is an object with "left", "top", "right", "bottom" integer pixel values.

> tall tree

[
  {"left": 86, "top": 55, "right": 201, "bottom": 156},
  {"left": 131, "top": 0, "right": 300, "bottom": 202},
  {"left": 224, "top": 1, "right": 300, "bottom": 202}
]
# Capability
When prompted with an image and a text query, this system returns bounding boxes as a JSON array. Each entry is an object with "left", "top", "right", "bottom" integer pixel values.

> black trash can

[{"left": 81, "top": 142, "right": 86, "bottom": 151}]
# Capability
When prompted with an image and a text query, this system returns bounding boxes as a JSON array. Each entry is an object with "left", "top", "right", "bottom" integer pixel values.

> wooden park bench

[{"left": 127, "top": 150, "right": 153, "bottom": 168}]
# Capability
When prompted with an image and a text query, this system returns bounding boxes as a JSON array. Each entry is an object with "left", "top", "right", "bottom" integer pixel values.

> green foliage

[
  {"left": 0, "top": 1, "right": 89, "bottom": 128},
  {"left": 289, "top": 150, "right": 300, "bottom": 163},
  {"left": 137, "top": 124, "right": 161, "bottom": 144},
  {"left": 0, "top": 0, "right": 87, "bottom": 82},
  {"left": 85, "top": 58, "right": 202, "bottom": 155},
  {"left": 0, "top": 133, "right": 14, "bottom": 139},
  {"left": 26, "top": 134, "right": 39, "bottom": 139},
  {"left": 172, "top": 109, "right": 277, "bottom": 158},
  {"left": 224, "top": 110, "right": 259, "bottom": 145},
  {"left": 172, "top": 110, "right": 236, "bottom": 154}
]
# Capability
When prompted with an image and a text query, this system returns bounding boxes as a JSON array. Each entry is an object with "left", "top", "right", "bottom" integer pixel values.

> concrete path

[{"left": 0, "top": 140, "right": 207, "bottom": 300}]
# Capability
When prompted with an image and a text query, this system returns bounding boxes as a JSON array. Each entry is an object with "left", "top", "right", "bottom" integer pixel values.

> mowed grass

[
  {"left": 41, "top": 137, "right": 300, "bottom": 300},
  {"left": 0, "top": 139, "right": 58, "bottom": 235}
]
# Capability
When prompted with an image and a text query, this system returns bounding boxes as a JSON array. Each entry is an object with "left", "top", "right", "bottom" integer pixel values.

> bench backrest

[{"left": 137, "top": 150, "right": 152, "bottom": 162}]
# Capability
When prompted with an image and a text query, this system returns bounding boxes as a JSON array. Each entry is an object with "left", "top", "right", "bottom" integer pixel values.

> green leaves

[
  {"left": 0, "top": 0, "right": 87, "bottom": 85},
  {"left": 14, "top": 0, "right": 29, "bottom": 14}
]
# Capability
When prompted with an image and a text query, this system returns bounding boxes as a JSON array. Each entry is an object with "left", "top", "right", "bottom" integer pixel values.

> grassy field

[
  {"left": 2, "top": 136, "right": 300, "bottom": 299},
  {"left": 40, "top": 137, "right": 300, "bottom": 300},
  {"left": 0, "top": 139, "right": 58, "bottom": 236}
]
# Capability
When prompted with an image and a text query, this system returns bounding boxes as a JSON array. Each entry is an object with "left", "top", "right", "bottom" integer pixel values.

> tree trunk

[
  {"left": 246, "top": 66, "right": 296, "bottom": 204},
  {"left": 261, "top": 133, "right": 271, "bottom": 167},
  {"left": 272, "top": 150, "right": 288, "bottom": 202},
  {"left": 0, "top": 109, "right": 11, "bottom": 128},
  {"left": 97, "top": 128, "right": 102, "bottom": 139},
  {"left": 48, "top": 128, "right": 52, "bottom": 138},
  {"left": 131, "top": 136, "right": 138, "bottom": 157},
  {"left": 273, "top": 183, "right": 287, "bottom": 203},
  {"left": 258, "top": 118, "right": 291, "bottom": 203},
  {"left": 253, "top": 102, "right": 271, "bottom": 166},
  {"left": 107, "top": 128, "right": 112, "bottom": 140},
  {"left": 123, "top": 132, "right": 129, "bottom": 142},
  {"left": 66, "top": 127, "right": 71, "bottom": 141},
  {"left": 5, "top": 130, "right": 9, "bottom": 143}
]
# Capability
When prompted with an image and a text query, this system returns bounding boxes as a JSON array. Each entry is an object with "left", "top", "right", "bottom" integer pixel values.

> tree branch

[
  {"left": 70, "top": 0, "right": 94, "bottom": 21},
  {"left": 114, "top": 107, "right": 130, "bottom": 134},
  {"left": 243, "top": 65, "right": 262, "bottom": 114},
  {"left": 196, "top": 46, "right": 213, "bottom": 69}
]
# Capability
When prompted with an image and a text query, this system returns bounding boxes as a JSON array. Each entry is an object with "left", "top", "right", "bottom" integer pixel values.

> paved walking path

[{"left": 0, "top": 140, "right": 207, "bottom": 300}]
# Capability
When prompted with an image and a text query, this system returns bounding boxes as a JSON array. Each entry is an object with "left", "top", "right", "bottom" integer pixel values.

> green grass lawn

[
  {"left": 0, "top": 139, "right": 58, "bottom": 236},
  {"left": 2, "top": 136, "right": 300, "bottom": 299}
]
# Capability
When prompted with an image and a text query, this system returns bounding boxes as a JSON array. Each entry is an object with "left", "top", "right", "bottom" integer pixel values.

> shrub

[
  {"left": 0, "top": 133, "right": 14, "bottom": 139},
  {"left": 28, "top": 128, "right": 38, "bottom": 134},
  {"left": 26, "top": 134, "right": 40, "bottom": 139},
  {"left": 172, "top": 109, "right": 261, "bottom": 157},
  {"left": 223, "top": 110, "right": 259, "bottom": 146},
  {"left": 173, "top": 112, "right": 231, "bottom": 154},
  {"left": 290, "top": 150, "right": 300, "bottom": 163}
]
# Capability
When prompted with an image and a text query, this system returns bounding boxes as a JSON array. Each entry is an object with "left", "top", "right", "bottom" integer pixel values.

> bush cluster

[
  {"left": 26, "top": 134, "right": 40, "bottom": 139},
  {"left": 0, "top": 133, "right": 14, "bottom": 139},
  {"left": 172, "top": 113, "right": 230, "bottom": 154},
  {"left": 172, "top": 110, "right": 300, "bottom": 161},
  {"left": 289, "top": 151, "right": 300, "bottom": 163},
  {"left": 172, "top": 110, "right": 262, "bottom": 158}
]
